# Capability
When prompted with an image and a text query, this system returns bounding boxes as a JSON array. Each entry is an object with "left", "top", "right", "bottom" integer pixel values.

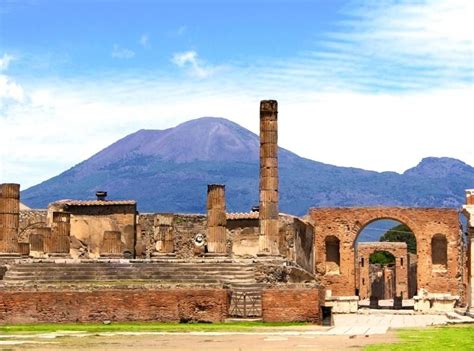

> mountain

[{"left": 21, "top": 117, "right": 474, "bottom": 215}]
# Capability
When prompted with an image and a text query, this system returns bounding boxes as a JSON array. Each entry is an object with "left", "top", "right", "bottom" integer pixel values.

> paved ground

[{"left": 0, "top": 313, "right": 453, "bottom": 351}]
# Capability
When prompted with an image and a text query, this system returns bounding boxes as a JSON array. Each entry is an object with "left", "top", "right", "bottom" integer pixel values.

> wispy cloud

[
  {"left": 139, "top": 34, "right": 150, "bottom": 48},
  {"left": 251, "top": 0, "right": 473, "bottom": 93},
  {"left": 0, "top": 53, "right": 13, "bottom": 71},
  {"left": 171, "top": 50, "right": 219, "bottom": 78},
  {"left": 111, "top": 44, "right": 135, "bottom": 59}
]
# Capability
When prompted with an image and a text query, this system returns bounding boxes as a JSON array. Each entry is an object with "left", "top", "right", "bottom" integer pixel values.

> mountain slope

[{"left": 21, "top": 118, "right": 474, "bottom": 215}]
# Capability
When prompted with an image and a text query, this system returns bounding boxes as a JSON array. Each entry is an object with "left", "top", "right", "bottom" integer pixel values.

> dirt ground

[{"left": 1, "top": 331, "right": 398, "bottom": 351}]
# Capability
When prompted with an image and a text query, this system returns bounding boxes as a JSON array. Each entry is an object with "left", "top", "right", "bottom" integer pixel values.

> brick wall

[
  {"left": 311, "top": 208, "right": 464, "bottom": 299},
  {"left": 262, "top": 288, "right": 324, "bottom": 324},
  {"left": 0, "top": 289, "right": 229, "bottom": 324}
]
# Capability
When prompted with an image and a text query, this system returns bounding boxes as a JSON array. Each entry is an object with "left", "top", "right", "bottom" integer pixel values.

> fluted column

[
  {"left": 207, "top": 184, "right": 227, "bottom": 254},
  {"left": 0, "top": 183, "right": 20, "bottom": 254},
  {"left": 259, "top": 100, "right": 279, "bottom": 255}
]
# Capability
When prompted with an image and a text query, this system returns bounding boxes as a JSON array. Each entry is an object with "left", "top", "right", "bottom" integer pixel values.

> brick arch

[
  {"left": 356, "top": 242, "right": 409, "bottom": 299},
  {"left": 310, "top": 207, "right": 462, "bottom": 299},
  {"left": 353, "top": 216, "right": 417, "bottom": 248}
]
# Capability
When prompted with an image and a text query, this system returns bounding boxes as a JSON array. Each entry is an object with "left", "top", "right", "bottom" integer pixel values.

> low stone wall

[
  {"left": 261, "top": 287, "right": 324, "bottom": 324},
  {"left": 0, "top": 289, "right": 229, "bottom": 324}
]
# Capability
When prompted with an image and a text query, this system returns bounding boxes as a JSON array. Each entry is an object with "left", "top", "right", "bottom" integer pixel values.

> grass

[
  {"left": 364, "top": 325, "right": 474, "bottom": 351},
  {"left": 0, "top": 321, "right": 307, "bottom": 334}
]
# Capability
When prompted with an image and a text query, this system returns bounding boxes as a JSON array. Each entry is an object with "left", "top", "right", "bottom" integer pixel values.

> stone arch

[{"left": 431, "top": 233, "right": 448, "bottom": 271}]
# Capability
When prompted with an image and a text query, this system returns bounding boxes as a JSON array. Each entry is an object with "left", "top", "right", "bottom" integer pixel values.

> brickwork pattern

[
  {"left": 0, "top": 289, "right": 229, "bottom": 324},
  {"left": 311, "top": 208, "right": 463, "bottom": 298},
  {"left": 262, "top": 288, "right": 324, "bottom": 323},
  {"left": 357, "top": 242, "right": 408, "bottom": 299}
]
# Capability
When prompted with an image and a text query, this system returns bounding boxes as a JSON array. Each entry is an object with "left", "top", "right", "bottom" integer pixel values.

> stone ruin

[{"left": 0, "top": 100, "right": 473, "bottom": 325}]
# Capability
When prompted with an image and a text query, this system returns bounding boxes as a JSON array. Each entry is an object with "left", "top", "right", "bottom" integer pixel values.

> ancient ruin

[{"left": 0, "top": 100, "right": 472, "bottom": 325}]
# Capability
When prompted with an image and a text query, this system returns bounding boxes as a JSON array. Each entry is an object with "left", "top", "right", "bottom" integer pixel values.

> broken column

[
  {"left": 0, "top": 183, "right": 20, "bottom": 254},
  {"left": 464, "top": 189, "right": 474, "bottom": 312},
  {"left": 100, "top": 231, "right": 123, "bottom": 257},
  {"left": 259, "top": 100, "right": 279, "bottom": 255},
  {"left": 207, "top": 184, "right": 227, "bottom": 254},
  {"left": 50, "top": 212, "right": 71, "bottom": 255}
]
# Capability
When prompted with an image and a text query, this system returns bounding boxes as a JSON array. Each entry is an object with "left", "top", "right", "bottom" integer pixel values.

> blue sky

[{"left": 0, "top": 0, "right": 473, "bottom": 189}]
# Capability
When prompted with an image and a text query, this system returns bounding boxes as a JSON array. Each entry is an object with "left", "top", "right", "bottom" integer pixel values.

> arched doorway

[{"left": 356, "top": 219, "right": 417, "bottom": 309}]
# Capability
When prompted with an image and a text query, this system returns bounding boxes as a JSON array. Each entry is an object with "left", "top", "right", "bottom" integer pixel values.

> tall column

[
  {"left": 464, "top": 189, "right": 474, "bottom": 312},
  {"left": 0, "top": 183, "right": 20, "bottom": 254},
  {"left": 259, "top": 100, "right": 279, "bottom": 255},
  {"left": 207, "top": 184, "right": 227, "bottom": 254}
]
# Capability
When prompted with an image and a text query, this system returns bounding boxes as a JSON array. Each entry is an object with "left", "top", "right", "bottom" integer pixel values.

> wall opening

[
  {"left": 325, "top": 235, "right": 340, "bottom": 275},
  {"left": 356, "top": 218, "right": 417, "bottom": 305},
  {"left": 431, "top": 234, "right": 447, "bottom": 271}
]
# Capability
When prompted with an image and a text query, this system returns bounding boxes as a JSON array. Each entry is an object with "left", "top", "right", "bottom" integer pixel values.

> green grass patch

[
  {"left": 0, "top": 321, "right": 307, "bottom": 334},
  {"left": 365, "top": 325, "right": 474, "bottom": 351}
]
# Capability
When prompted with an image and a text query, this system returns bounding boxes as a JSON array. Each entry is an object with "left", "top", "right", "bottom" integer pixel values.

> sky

[{"left": 0, "top": 0, "right": 473, "bottom": 189}]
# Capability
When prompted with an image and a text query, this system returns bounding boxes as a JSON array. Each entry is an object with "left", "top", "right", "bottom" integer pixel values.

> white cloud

[
  {"left": 139, "top": 34, "right": 150, "bottom": 48},
  {"left": 2, "top": 0, "right": 473, "bottom": 189},
  {"left": 0, "top": 75, "right": 26, "bottom": 106},
  {"left": 171, "top": 50, "right": 219, "bottom": 78},
  {"left": 0, "top": 54, "right": 13, "bottom": 71},
  {"left": 111, "top": 44, "right": 135, "bottom": 59}
]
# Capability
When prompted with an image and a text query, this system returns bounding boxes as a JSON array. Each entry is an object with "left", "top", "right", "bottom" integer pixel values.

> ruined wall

[
  {"left": 262, "top": 287, "right": 324, "bottom": 323},
  {"left": 357, "top": 242, "right": 408, "bottom": 299},
  {"left": 49, "top": 203, "right": 136, "bottom": 259},
  {"left": 0, "top": 289, "right": 229, "bottom": 324},
  {"left": 18, "top": 210, "right": 47, "bottom": 243},
  {"left": 294, "top": 218, "right": 315, "bottom": 274},
  {"left": 138, "top": 213, "right": 311, "bottom": 264},
  {"left": 311, "top": 208, "right": 463, "bottom": 299},
  {"left": 226, "top": 218, "right": 260, "bottom": 257},
  {"left": 137, "top": 213, "right": 207, "bottom": 259}
]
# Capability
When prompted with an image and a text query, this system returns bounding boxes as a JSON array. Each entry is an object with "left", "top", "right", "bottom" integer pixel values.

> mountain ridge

[{"left": 21, "top": 117, "right": 474, "bottom": 215}]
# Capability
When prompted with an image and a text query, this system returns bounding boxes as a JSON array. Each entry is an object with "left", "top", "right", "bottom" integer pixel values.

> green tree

[
  {"left": 369, "top": 251, "right": 395, "bottom": 265},
  {"left": 379, "top": 224, "right": 417, "bottom": 254}
]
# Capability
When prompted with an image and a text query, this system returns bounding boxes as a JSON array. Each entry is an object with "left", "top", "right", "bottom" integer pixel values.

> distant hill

[{"left": 21, "top": 117, "right": 474, "bottom": 215}]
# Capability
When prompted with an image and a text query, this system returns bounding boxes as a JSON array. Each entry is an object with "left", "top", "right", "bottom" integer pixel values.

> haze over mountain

[{"left": 21, "top": 117, "right": 474, "bottom": 215}]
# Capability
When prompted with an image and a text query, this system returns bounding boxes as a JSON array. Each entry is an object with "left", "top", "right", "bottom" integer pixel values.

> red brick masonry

[
  {"left": 262, "top": 288, "right": 323, "bottom": 324},
  {"left": 0, "top": 289, "right": 229, "bottom": 324}
]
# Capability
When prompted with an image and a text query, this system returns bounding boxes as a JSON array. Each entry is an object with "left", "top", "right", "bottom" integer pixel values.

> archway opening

[{"left": 356, "top": 218, "right": 417, "bottom": 309}]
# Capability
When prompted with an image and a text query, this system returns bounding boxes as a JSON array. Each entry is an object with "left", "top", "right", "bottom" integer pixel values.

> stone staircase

[{"left": 0, "top": 260, "right": 258, "bottom": 287}]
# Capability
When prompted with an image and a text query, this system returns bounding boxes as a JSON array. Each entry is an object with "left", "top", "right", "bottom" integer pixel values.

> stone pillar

[
  {"left": 100, "top": 231, "right": 123, "bottom": 257},
  {"left": 50, "top": 212, "right": 71, "bottom": 255},
  {"left": 259, "top": 100, "right": 279, "bottom": 255},
  {"left": 207, "top": 184, "right": 227, "bottom": 254},
  {"left": 0, "top": 183, "right": 20, "bottom": 254},
  {"left": 464, "top": 189, "right": 474, "bottom": 312}
]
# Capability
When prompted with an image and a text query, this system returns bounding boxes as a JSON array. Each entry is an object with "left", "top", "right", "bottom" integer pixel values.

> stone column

[
  {"left": 207, "top": 184, "right": 227, "bottom": 254},
  {"left": 464, "top": 189, "right": 474, "bottom": 312},
  {"left": 50, "top": 212, "right": 71, "bottom": 255},
  {"left": 259, "top": 100, "right": 279, "bottom": 255},
  {"left": 0, "top": 183, "right": 20, "bottom": 254}
]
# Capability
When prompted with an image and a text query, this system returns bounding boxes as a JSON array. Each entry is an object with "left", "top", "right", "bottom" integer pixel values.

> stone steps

[{"left": 1, "top": 261, "right": 259, "bottom": 288}]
